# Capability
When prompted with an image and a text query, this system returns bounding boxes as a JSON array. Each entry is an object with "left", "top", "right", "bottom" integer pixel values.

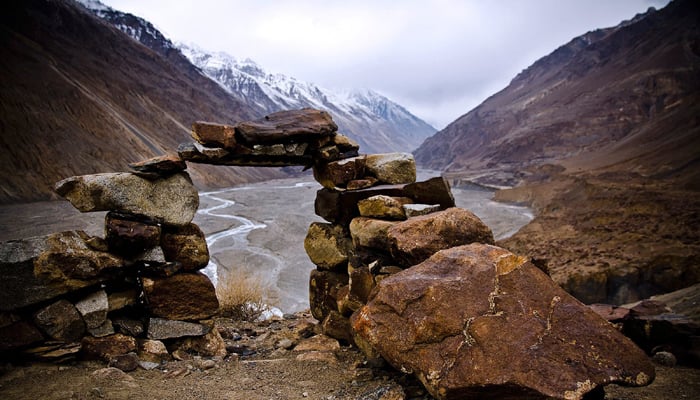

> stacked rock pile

[
  {"left": 0, "top": 160, "right": 224, "bottom": 366},
  {"left": 304, "top": 154, "right": 495, "bottom": 343}
]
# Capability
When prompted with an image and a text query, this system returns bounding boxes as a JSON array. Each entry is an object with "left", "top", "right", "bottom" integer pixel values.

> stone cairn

[{"left": 0, "top": 108, "right": 656, "bottom": 399}]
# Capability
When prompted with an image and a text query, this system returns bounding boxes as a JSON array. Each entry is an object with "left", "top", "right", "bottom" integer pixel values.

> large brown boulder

[
  {"left": 54, "top": 172, "right": 198, "bottom": 226},
  {"left": 352, "top": 244, "right": 655, "bottom": 400},
  {"left": 387, "top": 207, "right": 494, "bottom": 267}
]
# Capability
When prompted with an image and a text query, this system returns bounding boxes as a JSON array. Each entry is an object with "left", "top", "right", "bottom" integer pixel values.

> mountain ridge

[
  {"left": 414, "top": 0, "right": 699, "bottom": 189},
  {"left": 79, "top": 0, "right": 436, "bottom": 154},
  {"left": 0, "top": 0, "right": 287, "bottom": 203}
]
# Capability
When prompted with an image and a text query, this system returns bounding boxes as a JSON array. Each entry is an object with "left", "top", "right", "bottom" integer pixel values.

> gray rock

[
  {"left": 0, "top": 232, "right": 123, "bottom": 311},
  {"left": 88, "top": 319, "right": 115, "bottom": 338},
  {"left": 364, "top": 153, "right": 416, "bottom": 185},
  {"left": 147, "top": 318, "right": 210, "bottom": 340},
  {"left": 403, "top": 203, "right": 441, "bottom": 218},
  {"left": 75, "top": 290, "right": 109, "bottom": 329},
  {"left": 54, "top": 172, "right": 198, "bottom": 226}
]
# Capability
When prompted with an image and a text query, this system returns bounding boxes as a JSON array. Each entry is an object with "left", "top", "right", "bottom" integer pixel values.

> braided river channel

[{"left": 192, "top": 173, "right": 533, "bottom": 314}]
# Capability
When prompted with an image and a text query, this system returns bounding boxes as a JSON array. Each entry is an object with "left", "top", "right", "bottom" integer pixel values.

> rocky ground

[
  {"left": 1, "top": 175, "right": 699, "bottom": 399},
  {"left": 495, "top": 170, "right": 700, "bottom": 305},
  {"left": 1, "top": 311, "right": 699, "bottom": 400}
]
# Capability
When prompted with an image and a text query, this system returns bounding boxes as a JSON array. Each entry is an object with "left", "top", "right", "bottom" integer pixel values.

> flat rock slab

[
  {"left": 54, "top": 172, "right": 198, "bottom": 226},
  {"left": 236, "top": 108, "right": 338, "bottom": 144},
  {"left": 352, "top": 243, "right": 655, "bottom": 400}
]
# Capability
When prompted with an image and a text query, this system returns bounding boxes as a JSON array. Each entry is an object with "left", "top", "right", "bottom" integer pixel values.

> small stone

[
  {"left": 92, "top": 367, "right": 135, "bottom": 381},
  {"left": 88, "top": 319, "right": 115, "bottom": 337},
  {"left": 173, "top": 328, "right": 227, "bottom": 358},
  {"left": 138, "top": 361, "right": 160, "bottom": 370},
  {"left": 82, "top": 334, "right": 137, "bottom": 362},
  {"left": 138, "top": 339, "right": 170, "bottom": 363},
  {"left": 294, "top": 334, "right": 340, "bottom": 352},
  {"left": 357, "top": 195, "right": 412, "bottom": 220},
  {"left": 349, "top": 217, "right": 396, "bottom": 251},
  {"left": 387, "top": 207, "right": 495, "bottom": 267},
  {"left": 403, "top": 203, "right": 442, "bottom": 218},
  {"left": 235, "top": 109, "right": 338, "bottom": 144},
  {"left": 105, "top": 212, "right": 161, "bottom": 258},
  {"left": 128, "top": 154, "right": 186, "bottom": 179},
  {"left": 0, "top": 318, "right": 44, "bottom": 351},
  {"left": 304, "top": 223, "right": 352, "bottom": 271},
  {"left": 108, "top": 291, "right": 137, "bottom": 312},
  {"left": 313, "top": 156, "right": 366, "bottom": 189},
  {"left": 364, "top": 153, "right": 416, "bottom": 185},
  {"left": 403, "top": 177, "right": 455, "bottom": 209},
  {"left": 113, "top": 318, "right": 144, "bottom": 337},
  {"left": 75, "top": 290, "right": 109, "bottom": 329},
  {"left": 309, "top": 270, "right": 348, "bottom": 321},
  {"left": 347, "top": 177, "right": 379, "bottom": 190},
  {"left": 652, "top": 351, "right": 677, "bottom": 367},
  {"left": 276, "top": 339, "right": 294, "bottom": 350},
  {"left": 160, "top": 223, "right": 209, "bottom": 271},
  {"left": 147, "top": 318, "right": 209, "bottom": 340},
  {"left": 33, "top": 299, "right": 85, "bottom": 342},
  {"left": 191, "top": 121, "right": 237, "bottom": 149},
  {"left": 295, "top": 351, "right": 337, "bottom": 363},
  {"left": 109, "top": 352, "right": 139, "bottom": 372}
]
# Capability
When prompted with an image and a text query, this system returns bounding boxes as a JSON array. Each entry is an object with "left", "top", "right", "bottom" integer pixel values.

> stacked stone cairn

[{"left": 0, "top": 108, "right": 656, "bottom": 399}]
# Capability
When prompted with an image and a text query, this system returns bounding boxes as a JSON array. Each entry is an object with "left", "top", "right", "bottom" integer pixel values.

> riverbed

[
  {"left": 0, "top": 175, "right": 532, "bottom": 314},
  {"left": 192, "top": 175, "right": 532, "bottom": 313}
]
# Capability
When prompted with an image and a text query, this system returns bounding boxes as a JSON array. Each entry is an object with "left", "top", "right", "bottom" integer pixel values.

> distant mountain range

[
  {"left": 80, "top": 0, "right": 435, "bottom": 155},
  {"left": 414, "top": 0, "right": 700, "bottom": 189},
  {"left": 179, "top": 44, "right": 436, "bottom": 154},
  {"left": 0, "top": 0, "right": 434, "bottom": 203}
]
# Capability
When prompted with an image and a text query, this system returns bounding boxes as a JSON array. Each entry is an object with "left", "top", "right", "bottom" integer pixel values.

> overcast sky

[{"left": 101, "top": 0, "right": 669, "bottom": 129}]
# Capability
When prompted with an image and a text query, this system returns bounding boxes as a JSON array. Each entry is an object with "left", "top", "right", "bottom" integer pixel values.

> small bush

[{"left": 216, "top": 275, "right": 270, "bottom": 322}]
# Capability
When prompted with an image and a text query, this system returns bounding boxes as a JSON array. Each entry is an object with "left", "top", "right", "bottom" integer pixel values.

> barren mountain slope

[
  {"left": 0, "top": 0, "right": 286, "bottom": 203},
  {"left": 414, "top": 0, "right": 700, "bottom": 188},
  {"left": 415, "top": 0, "right": 700, "bottom": 305}
]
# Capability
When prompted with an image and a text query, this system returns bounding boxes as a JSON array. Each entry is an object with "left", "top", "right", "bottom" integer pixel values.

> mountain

[
  {"left": 78, "top": 1, "right": 435, "bottom": 155},
  {"left": 0, "top": 0, "right": 290, "bottom": 204},
  {"left": 414, "top": 0, "right": 700, "bottom": 189},
  {"left": 175, "top": 46, "right": 436, "bottom": 155},
  {"left": 413, "top": 0, "right": 700, "bottom": 305}
]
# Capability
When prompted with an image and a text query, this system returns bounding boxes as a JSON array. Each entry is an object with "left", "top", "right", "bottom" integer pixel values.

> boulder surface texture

[{"left": 352, "top": 243, "right": 655, "bottom": 400}]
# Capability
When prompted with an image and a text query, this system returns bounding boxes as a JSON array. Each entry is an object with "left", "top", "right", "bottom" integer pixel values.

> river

[{"left": 192, "top": 174, "right": 533, "bottom": 314}]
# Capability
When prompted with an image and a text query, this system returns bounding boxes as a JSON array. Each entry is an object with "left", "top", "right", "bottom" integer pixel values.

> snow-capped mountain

[
  {"left": 77, "top": 0, "right": 435, "bottom": 154},
  {"left": 179, "top": 44, "right": 437, "bottom": 153}
]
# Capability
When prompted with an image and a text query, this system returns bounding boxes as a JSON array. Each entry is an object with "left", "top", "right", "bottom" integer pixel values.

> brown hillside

[
  {"left": 414, "top": 0, "right": 700, "bottom": 188},
  {"left": 415, "top": 0, "right": 700, "bottom": 305},
  {"left": 0, "top": 0, "right": 286, "bottom": 203}
]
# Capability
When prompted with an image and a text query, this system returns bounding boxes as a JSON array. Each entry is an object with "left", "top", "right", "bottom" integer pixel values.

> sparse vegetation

[{"left": 216, "top": 274, "right": 270, "bottom": 321}]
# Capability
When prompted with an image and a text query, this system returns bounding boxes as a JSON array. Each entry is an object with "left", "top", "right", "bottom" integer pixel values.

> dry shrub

[{"left": 216, "top": 275, "right": 270, "bottom": 321}]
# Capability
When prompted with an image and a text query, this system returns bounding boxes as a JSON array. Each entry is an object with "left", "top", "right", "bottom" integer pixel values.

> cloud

[{"left": 103, "top": 0, "right": 670, "bottom": 129}]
